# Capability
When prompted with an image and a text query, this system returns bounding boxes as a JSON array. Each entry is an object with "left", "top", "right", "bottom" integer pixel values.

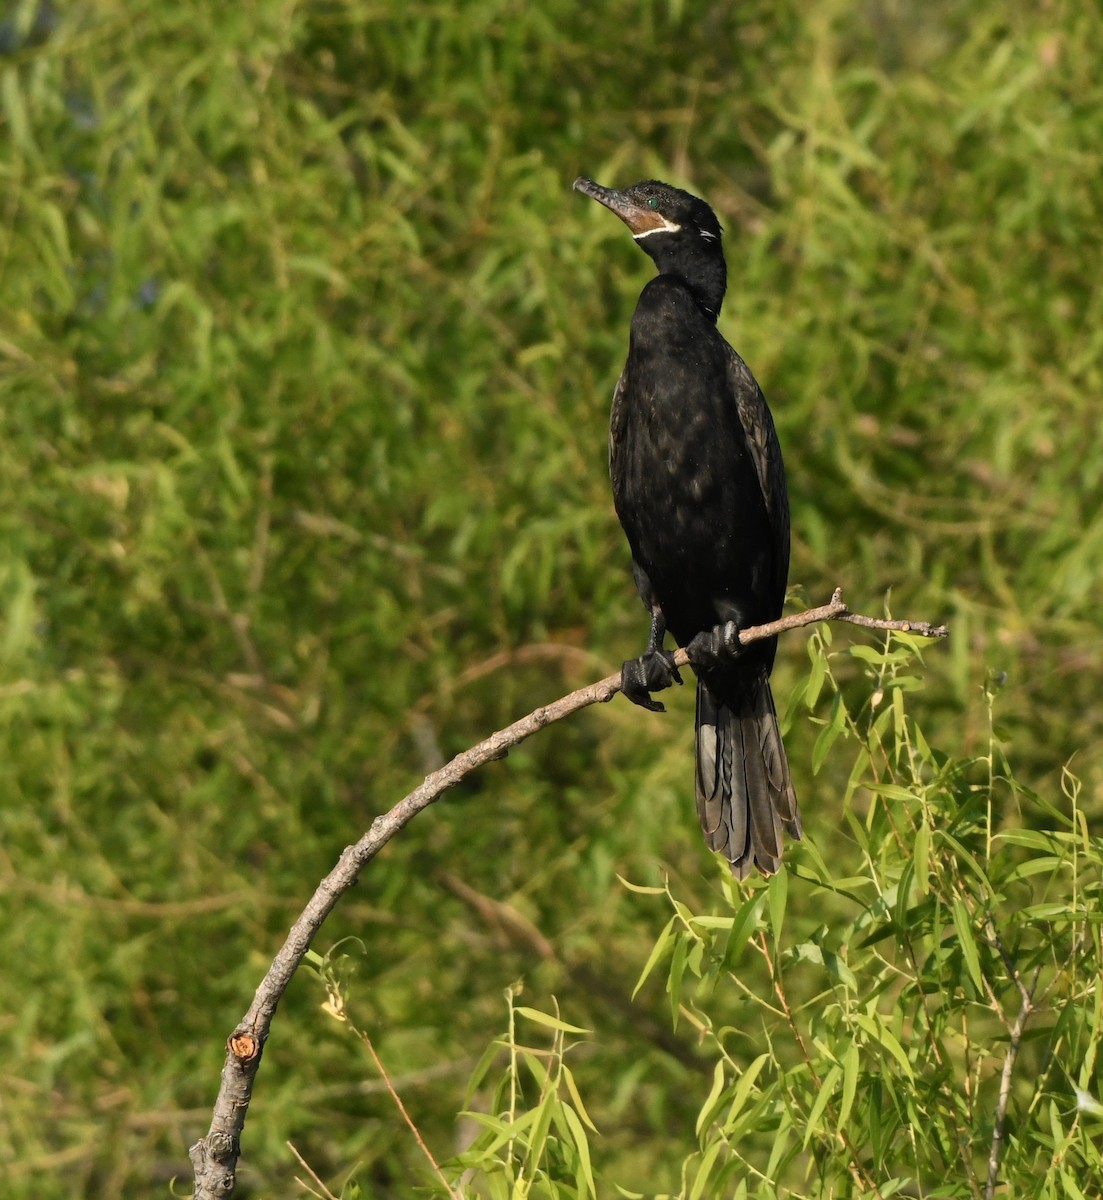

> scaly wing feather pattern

[{"left": 726, "top": 344, "right": 790, "bottom": 607}]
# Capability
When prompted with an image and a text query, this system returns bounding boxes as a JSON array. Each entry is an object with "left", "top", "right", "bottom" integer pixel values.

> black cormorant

[{"left": 574, "top": 176, "right": 802, "bottom": 878}]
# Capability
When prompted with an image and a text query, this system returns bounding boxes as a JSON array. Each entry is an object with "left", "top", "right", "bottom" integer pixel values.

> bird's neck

[{"left": 644, "top": 239, "right": 727, "bottom": 321}]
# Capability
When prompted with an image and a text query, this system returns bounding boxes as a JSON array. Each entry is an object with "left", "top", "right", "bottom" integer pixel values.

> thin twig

[
  {"left": 756, "top": 932, "right": 885, "bottom": 1200},
  {"left": 984, "top": 977, "right": 1037, "bottom": 1200},
  {"left": 359, "top": 1032, "right": 459, "bottom": 1199},
  {"left": 189, "top": 589, "right": 947, "bottom": 1199},
  {"left": 984, "top": 923, "right": 1043, "bottom": 1200},
  {"left": 286, "top": 1140, "right": 340, "bottom": 1200}
]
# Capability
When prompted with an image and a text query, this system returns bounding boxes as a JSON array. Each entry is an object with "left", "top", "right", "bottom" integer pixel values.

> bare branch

[
  {"left": 190, "top": 590, "right": 947, "bottom": 1199},
  {"left": 983, "top": 920, "right": 1043, "bottom": 1200},
  {"left": 984, "top": 973, "right": 1038, "bottom": 1200}
]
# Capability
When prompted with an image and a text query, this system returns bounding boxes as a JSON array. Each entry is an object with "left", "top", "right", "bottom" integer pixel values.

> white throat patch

[{"left": 632, "top": 217, "right": 682, "bottom": 240}]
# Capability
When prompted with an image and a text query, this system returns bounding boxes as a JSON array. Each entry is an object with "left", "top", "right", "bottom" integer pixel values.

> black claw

[
  {"left": 626, "top": 689, "right": 666, "bottom": 714},
  {"left": 621, "top": 649, "right": 682, "bottom": 712}
]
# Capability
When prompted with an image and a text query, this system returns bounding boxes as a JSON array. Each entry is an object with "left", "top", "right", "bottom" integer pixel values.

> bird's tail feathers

[{"left": 695, "top": 672, "right": 801, "bottom": 879}]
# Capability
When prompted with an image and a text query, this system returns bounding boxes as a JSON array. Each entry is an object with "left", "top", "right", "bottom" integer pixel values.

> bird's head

[
  {"left": 573, "top": 177, "right": 723, "bottom": 249},
  {"left": 573, "top": 176, "right": 726, "bottom": 317}
]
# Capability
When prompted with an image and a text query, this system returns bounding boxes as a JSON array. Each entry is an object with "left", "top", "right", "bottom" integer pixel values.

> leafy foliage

[
  {"left": 432, "top": 640, "right": 1103, "bottom": 1197},
  {"left": 1, "top": 0, "right": 1101, "bottom": 1196}
]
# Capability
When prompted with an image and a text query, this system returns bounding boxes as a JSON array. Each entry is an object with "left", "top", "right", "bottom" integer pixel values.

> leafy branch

[{"left": 189, "top": 589, "right": 948, "bottom": 1199}]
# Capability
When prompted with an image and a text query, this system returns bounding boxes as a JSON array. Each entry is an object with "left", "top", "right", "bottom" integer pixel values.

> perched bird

[{"left": 574, "top": 176, "right": 801, "bottom": 878}]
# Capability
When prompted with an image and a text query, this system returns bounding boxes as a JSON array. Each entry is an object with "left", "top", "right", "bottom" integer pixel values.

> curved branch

[{"left": 189, "top": 588, "right": 947, "bottom": 1198}]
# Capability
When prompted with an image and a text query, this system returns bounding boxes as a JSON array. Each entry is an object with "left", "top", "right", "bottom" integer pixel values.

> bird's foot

[
  {"left": 687, "top": 621, "right": 745, "bottom": 671},
  {"left": 620, "top": 649, "right": 683, "bottom": 713}
]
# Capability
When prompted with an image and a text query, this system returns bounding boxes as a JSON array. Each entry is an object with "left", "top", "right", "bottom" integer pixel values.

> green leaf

[
  {"left": 938, "top": 832, "right": 995, "bottom": 891},
  {"left": 633, "top": 916, "right": 676, "bottom": 999},
  {"left": 790, "top": 940, "right": 858, "bottom": 990},
  {"left": 526, "top": 1091, "right": 558, "bottom": 1175},
  {"left": 951, "top": 898, "right": 986, "bottom": 994},
  {"left": 464, "top": 1038, "right": 507, "bottom": 1107},
  {"left": 689, "top": 1137, "right": 725, "bottom": 1200},
  {"left": 617, "top": 875, "right": 668, "bottom": 895},
  {"left": 561, "top": 1101, "right": 597, "bottom": 1198},
  {"left": 993, "top": 829, "right": 1067, "bottom": 851},
  {"left": 886, "top": 674, "right": 925, "bottom": 693},
  {"left": 514, "top": 1007, "right": 591, "bottom": 1035},
  {"left": 853, "top": 1013, "right": 915, "bottom": 1082},
  {"left": 838, "top": 1042, "right": 860, "bottom": 1134},
  {"left": 812, "top": 694, "right": 847, "bottom": 773},
  {"left": 806, "top": 643, "right": 828, "bottom": 709},
  {"left": 460, "top": 1107, "right": 539, "bottom": 1154},
  {"left": 723, "top": 1054, "right": 770, "bottom": 1127},
  {"left": 721, "top": 892, "right": 767, "bottom": 970},
  {"left": 869, "top": 783, "right": 918, "bottom": 803},
  {"left": 913, "top": 819, "right": 930, "bottom": 897},
  {"left": 914, "top": 721, "right": 934, "bottom": 763},
  {"left": 1059, "top": 1169, "right": 1088, "bottom": 1200},
  {"left": 521, "top": 1051, "right": 551, "bottom": 1090},
  {"left": 849, "top": 644, "right": 890, "bottom": 665},
  {"left": 1021, "top": 902, "right": 1077, "bottom": 920},
  {"left": 803, "top": 1063, "right": 841, "bottom": 1147},
  {"left": 768, "top": 866, "right": 788, "bottom": 949},
  {"left": 669, "top": 931, "right": 688, "bottom": 1026},
  {"left": 765, "top": 1106, "right": 794, "bottom": 1178},
  {"left": 1003, "top": 856, "right": 1067, "bottom": 883},
  {"left": 696, "top": 1060, "right": 727, "bottom": 1140},
  {"left": 561, "top": 1065, "right": 599, "bottom": 1133},
  {"left": 486, "top": 1173, "right": 511, "bottom": 1200}
]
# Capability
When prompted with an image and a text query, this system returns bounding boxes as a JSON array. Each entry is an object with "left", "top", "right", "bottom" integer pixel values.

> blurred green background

[{"left": 1, "top": 0, "right": 1100, "bottom": 1195}]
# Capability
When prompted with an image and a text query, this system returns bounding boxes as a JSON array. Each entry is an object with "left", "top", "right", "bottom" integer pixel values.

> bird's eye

[{"left": 646, "top": 197, "right": 660, "bottom": 210}]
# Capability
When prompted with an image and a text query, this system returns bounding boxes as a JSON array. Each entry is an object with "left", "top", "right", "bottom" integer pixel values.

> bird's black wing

[
  {"left": 697, "top": 346, "right": 799, "bottom": 879},
  {"left": 607, "top": 368, "right": 629, "bottom": 502},
  {"left": 609, "top": 367, "right": 660, "bottom": 616},
  {"left": 725, "top": 343, "right": 790, "bottom": 605}
]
